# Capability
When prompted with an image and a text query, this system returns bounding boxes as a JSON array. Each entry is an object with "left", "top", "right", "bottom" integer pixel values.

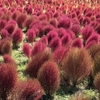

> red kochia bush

[
  {"left": 0, "top": 37, "right": 12, "bottom": 55},
  {"left": 31, "top": 41, "right": 46, "bottom": 57},
  {"left": 3, "top": 54, "right": 17, "bottom": 67},
  {"left": 17, "top": 79, "right": 43, "bottom": 100},
  {"left": 0, "top": 29, "right": 10, "bottom": 38},
  {"left": 0, "top": 19, "right": 7, "bottom": 31},
  {"left": 62, "top": 47, "right": 93, "bottom": 87},
  {"left": 86, "top": 33, "right": 100, "bottom": 45},
  {"left": 11, "top": 10, "right": 21, "bottom": 20},
  {"left": 22, "top": 43, "right": 31, "bottom": 58},
  {"left": 43, "top": 25, "right": 55, "bottom": 35},
  {"left": 25, "top": 51, "right": 52, "bottom": 78},
  {"left": 71, "top": 38, "right": 83, "bottom": 48},
  {"left": 53, "top": 47, "right": 69, "bottom": 66},
  {"left": 37, "top": 61, "right": 60, "bottom": 96},
  {"left": 4, "top": 23, "right": 16, "bottom": 35},
  {"left": 0, "top": 63, "right": 17, "bottom": 100},
  {"left": 71, "top": 24, "right": 81, "bottom": 36},
  {"left": 16, "top": 13, "right": 27, "bottom": 28},
  {"left": 85, "top": 40, "right": 97, "bottom": 49},
  {"left": 66, "top": 29, "right": 76, "bottom": 39},
  {"left": 58, "top": 17, "right": 71, "bottom": 29},
  {"left": 49, "top": 37, "right": 62, "bottom": 51},
  {"left": 81, "top": 25, "right": 94, "bottom": 41},
  {"left": 24, "top": 16, "right": 35, "bottom": 29},
  {"left": 61, "top": 34, "right": 72, "bottom": 46},
  {"left": 38, "top": 36, "right": 48, "bottom": 46},
  {"left": 49, "top": 18, "right": 58, "bottom": 27},
  {"left": 11, "top": 28, "right": 23, "bottom": 47},
  {"left": 26, "top": 29, "right": 36, "bottom": 43},
  {"left": 47, "top": 30, "right": 58, "bottom": 43}
]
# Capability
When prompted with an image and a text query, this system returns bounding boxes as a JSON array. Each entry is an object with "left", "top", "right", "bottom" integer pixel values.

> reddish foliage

[
  {"left": 16, "top": 13, "right": 27, "bottom": 28},
  {"left": 47, "top": 30, "right": 58, "bottom": 43},
  {"left": 86, "top": 33, "right": 100, "bottom": 45},
  {"left": 22, "top": 43, "right": 31, "bottom": 58},
  {"left": 49, "top": 37, "right": 62, "bottom": 51},
  {"left": 83, "top": 17, "right": 91, "bottom": 26},
  {"left": 57, "top": 28, "right": 67, "bottom": 38},
  {"left": 66, "top": 29, "right": 76, "bottom": 39},
  {"left": 43, "top": 24, "right": 55, "bottom": 35},
  {"left": 0, "top": 19, "right": 7, "bottom": 31},
  {"left": 31, "top": 41, "right": 46, "bottom": 56},
  {"left": 0, "top": 37, "right": 12, "bottom": 55},
  {"left": 87, "top": 43, "right": 100, "bottom": 60},
  {"left": 62, "top": 47, "right": 93, "bottom": 86},
  {"left": 11, "top": 28, "right": 23, "bottom": 46},
  {"left": 25, "top": 51, "right": 52, "bottom": 78},
  {"left": 95, "top": 24, "right": 100, "bottom": 34},
  {"left": 0, "top": 29, "right": 10, "bottom": 38},
  {"left": 26, "top": 29, "right": 36, "bottom": 43},
  {"left": 16, "top": 79, "right": 43, "bottom": 100},
  {"left": 89, "top": 21, "right": 98, "bottom": 29},
  {"left": 53, "top": 47, "right": 69, "bottom": 66},
  {"left": 24, "top": 16, "right": 35, "bottom": 29},
  {"left": 11, "top": 10, "right": 21, "bottom": 21},
  {"left": 3, "top": 54, "right": 17, "bottom": 67},
  {"left": 0, "top": 63, "right": 17, "bottom": 99},
  {"left": 39, "top": 13, "right": 47, "bottom": 21},
  {"left": 71, "top": 38, "right": 83, "bottom": 48},
  {"left": 49, "top": 18, "right": 58, "bottom": 27},
  {"left": 61, "top": 34, "right": 72, "bottom": 46},
  {"left": 37, "top": 61, "right": 60, "bottom": 95},
  {"left": 71, "top": 24, "right": 81, "bottom": 36},
  {"left": 38, "top": 36, "right": 48, "bottom": 46},
  {"left": 4, "top": 23, "right": 16, "bottom": 35},
  {"left": 85, "top": 40, "right": 97, "bottom": 49},
  {"left": 81, "top": 25, "right": 94, "bottom": 41},
  {"left": 58, "top": 17, "right": 71, "bottom": 29}
]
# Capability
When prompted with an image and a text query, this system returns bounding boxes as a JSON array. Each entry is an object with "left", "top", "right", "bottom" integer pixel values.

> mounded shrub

[
  {"left": 62, "top": 47, "right": 93, "bottom": 87},
  {"left": 37, "top": 61, "right": 60, "bottom": 97},
  {"left": 25, "top": 51, "right": 53, "bottom": 78}
]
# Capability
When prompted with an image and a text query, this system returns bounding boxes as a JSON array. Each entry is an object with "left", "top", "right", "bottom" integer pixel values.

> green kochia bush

[{"left": 62, "top": 47, "right": 93, "bottom": 87}]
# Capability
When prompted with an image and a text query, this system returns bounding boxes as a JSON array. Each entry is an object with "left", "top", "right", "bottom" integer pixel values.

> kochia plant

[
  {"left": 3, "top": 54, "right": 17, "bottom": 67},
  {"left": 26, "top": 29, "right": 36, "bottom": 44},
  {"left": 16, "top": 79, "right": 43, "bottom": 100},
  {"left": 25, "top": 51, "right": 52, "bottom": 78},
  {"left": 0, "top": 37, "right": 12, "bottom": 55},
  {"left": 11, "top": 28, "right": 23, "bottom": 48},
  {"left": 16, "top": 13, "right": 27, "bottom": 28},
  {"left": 31, "top": 41, "right": 46, "bottom": 56},
  {"left": 0, "top": 63, "right": 17, "bottom": 100},
  {"left": 37, "top": 61, "right": 60, "bottom": 98},
  {"left": 62, "top": 47, "right": 93, "bottom": 87},
  {"left": 49, "top": 37, "right": 62, "bottom": 51},
  {"left": 22, "top": 43, "right": 31, "bottom": 58},
  {"left": 94, "top": 72, "right": 100, "bottom": 93}
]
